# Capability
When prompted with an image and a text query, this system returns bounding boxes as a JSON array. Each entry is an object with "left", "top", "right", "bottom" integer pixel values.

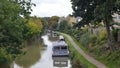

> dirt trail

[{"left": 62, "top": 33, "right": 108, "bottom": 68}]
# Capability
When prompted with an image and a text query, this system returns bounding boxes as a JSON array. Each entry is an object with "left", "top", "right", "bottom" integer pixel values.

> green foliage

[
  {"left": 60, "top": 33, "right": 97, "bottom": 68},
  {"left": 80, "top": 33, "right": 92, "bottom": 49},
  {"left": 58, "top": 20, "right": 71, "bottom": 32},
  {"left": 0, "top": 0, "right": 35, "bottom": 63},
  {"left": 99, "top": 29, "right": 107, "bottom": 40},
  {"left": 70, "top": 51, "right": 88, "bottom": 68},
  {"left": 51, "top": 22, "right": 58, "bottom": 30},
  {"left": 25, "top": 17, "right": 43, "bottom": 39},
  {"left": 41, "top": 18, "right": 48, "bottom": 30},
  {"left": 112, "top": 28, "right": 119, "bottom": 42},
  {"left": 90, "top": 35, "right": 97, "bottom": 44},
  {"left": 71, "top": 0, "right": 120, "bottom": 51},
  {"left": 49, "top": 16, "right": 59, "bottom": 29},
  {"left": 0, "top": 48, "right": 12, "bottom": 63},
  {"left": 71, "top": 0, "right": 120, "bottom": 26}
]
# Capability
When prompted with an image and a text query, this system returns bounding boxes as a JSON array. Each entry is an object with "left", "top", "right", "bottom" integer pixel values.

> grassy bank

[
  {"left": 71, "top": 36, "right": 88, "bottom": 53},
  {"left": 69, "top": 34, "right": 120, "bottom": 68},
  {"left": 59, "top": 33, "right": 97, "bottom": 68},
  {"left": 63, "top": 33, "right": 120, "bottom": 68}
]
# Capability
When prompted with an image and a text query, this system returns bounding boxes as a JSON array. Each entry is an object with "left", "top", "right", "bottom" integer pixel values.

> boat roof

[
  {"left": 52, "top": 41, "right": 67, "bottom": 46},
  {"left": 59, "top": 35, "right": 64, "bottom": 39}
]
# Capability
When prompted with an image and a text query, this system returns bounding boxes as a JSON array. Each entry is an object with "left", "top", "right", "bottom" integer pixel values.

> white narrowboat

[{"left": 52, "top": 41, "right": 69, "bottom": 57}]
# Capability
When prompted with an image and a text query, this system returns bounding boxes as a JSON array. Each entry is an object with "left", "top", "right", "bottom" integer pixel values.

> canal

[{"left": 13, "top": 35, "right": 71, "bottom": 68}]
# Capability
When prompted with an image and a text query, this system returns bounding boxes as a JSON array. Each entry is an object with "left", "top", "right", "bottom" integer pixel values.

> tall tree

[
  {"left": 49, "top": 16, "right": 59, "bottom": 29},
  {"left": 58, "top": 20, "right": 70, "bottom": 32},
  {"left": 0, "top": 0, "right": 34, "bottom": 63},
  {"left": 71, "top": 0, "right": 120, "bottom": 51}
]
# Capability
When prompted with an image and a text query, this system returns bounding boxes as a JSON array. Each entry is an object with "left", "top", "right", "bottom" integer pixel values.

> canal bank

[{"left": 59, "top": 33, "right": 108, "bottom": 68}]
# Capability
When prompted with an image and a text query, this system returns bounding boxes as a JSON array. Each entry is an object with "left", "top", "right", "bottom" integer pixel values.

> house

[
  {"left": 112, "top": 13, "right": 120, "bottom": 42},
  {"left": 66, "top": 15, "right": 77, "bottom": 26},
  {"left": 113, "top": 13, "right": 120, "bottom": 23}
]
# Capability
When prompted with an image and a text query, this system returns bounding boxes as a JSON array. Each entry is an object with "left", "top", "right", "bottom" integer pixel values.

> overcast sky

[{"left": 31, "top": 0, "right": 73, "bottom": 17}]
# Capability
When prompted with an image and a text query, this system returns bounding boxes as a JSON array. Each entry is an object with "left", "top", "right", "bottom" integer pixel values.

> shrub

[
  {"left": 70, "top": 51, "right": 88, "bottom": 68},
  {"left": 0, "top": 48, "right": 12, "bottom": 63},
  {"left": 72, "top": 58, "right": 83, "bottom": 68},
  {"left": 80, "top": 33, "right": 91, "bottom": 49},
  {"left": 112, "top": 29, "right": 119, "bottom": 42},
  {"left": 90, "top": 35, "right": 97, "bottom": 44},
  {"left": 99, "top": 29, "right": 107, "bottom": 40}
]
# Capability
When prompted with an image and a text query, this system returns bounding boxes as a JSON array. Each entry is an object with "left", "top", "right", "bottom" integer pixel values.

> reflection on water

[
  {"left": 48, "top": 36, "right": 59, "bottom": 42},
  {"left": 13, "top": 35, "right": 71, "bottom": 68},
  {"left": 14, "top": 38, "right": 43, "bottom": 68},
  {"left": 53, "top": 57, "right": 69, "bottom": 67},
  {"left": 0, "top": 63, "right": 14, "bottom": 68}
]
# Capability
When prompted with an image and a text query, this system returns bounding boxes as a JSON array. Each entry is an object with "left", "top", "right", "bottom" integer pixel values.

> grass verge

[
  {"left": 68, "top": 34, "right": 117, "bottom": 68},
  {"left": 60, "top": 33, "right": 115, "bottom": 68}
]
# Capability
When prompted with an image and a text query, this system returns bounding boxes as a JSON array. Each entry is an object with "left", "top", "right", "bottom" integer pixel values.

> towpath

[{"left": 62, "top": 33, "right": 108, "bottom": 68}]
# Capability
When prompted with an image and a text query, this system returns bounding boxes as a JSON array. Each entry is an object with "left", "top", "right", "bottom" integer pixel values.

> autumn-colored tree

[
  {"left": 25, "top": 17, "right": 43, "bottom": 39},
  {"left": 49, "top": 16, "right": 59, "bottom": 30}
]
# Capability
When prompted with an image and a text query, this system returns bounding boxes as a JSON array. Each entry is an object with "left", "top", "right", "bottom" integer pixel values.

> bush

[
  {"left": 112, "top": 29, "right": 119, "bottom": 42},
  {"left": 80, "top": 33, "right": 92, "bottom": 49},
  {"left": 0, "top": 48, "right": 12, "bottom": 63},
  {"left": 90, "top": 35, "right": 97, "bottom": 44},
  {"left": 72, "top": 59, "right": 83, "bottom": 68},
  {"left": 99, "top": 29, "right": 107, "bottom": 40},
  {"left": 70, "top": 51, "right": 88, "bottom": 68}
]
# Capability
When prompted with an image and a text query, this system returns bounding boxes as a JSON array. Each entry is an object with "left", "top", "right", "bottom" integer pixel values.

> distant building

[
  {"left": 76, "top": 16, "right": 82, "bottom": 23},
  {"left": 58, "top": 15, "right": 81, "bottom": 27},
  {"left": 112, "top": 13, "right": 120, "bottom": 23},
  {"left": 66, "top": 15, "right": 77, "bottom": 26},
  {"left": 112, "top": 13, "right": 120, "bottom": 29},
  {"left": 112, "top": 13, "right": 120, "bottom": 42}
]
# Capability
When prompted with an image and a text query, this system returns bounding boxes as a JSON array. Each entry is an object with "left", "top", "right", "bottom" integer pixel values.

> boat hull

[{"left": 52, "top": 54, "right": 69, "bottom": 57}]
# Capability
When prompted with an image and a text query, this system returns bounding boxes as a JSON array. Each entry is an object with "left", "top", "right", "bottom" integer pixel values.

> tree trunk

[
  {"left": 104, "top": 0, "right": 114, "bottom": 51},
  {"left": 105, "top": 19, "right": 113, "bottom": 51}
]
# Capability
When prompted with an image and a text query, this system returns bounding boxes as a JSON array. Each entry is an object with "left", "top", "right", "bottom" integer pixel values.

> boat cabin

[
  {"left": 52, "top": 41, "right": 69, "bottom": 57},
  {"left": 59, "top": 35, "right": 65, "bottom": 41}
]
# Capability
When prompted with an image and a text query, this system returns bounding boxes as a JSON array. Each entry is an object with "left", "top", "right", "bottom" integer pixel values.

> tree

[
  {"left": 41, "top": 18, "right": 48, "bottom": 29},
  {"left": 0, "top": 0, "right": 34, "bottom": 63},
  {"left": 49, "top": 16, "right": 59, "bottom": 29},
  {"left": 58, "top": 20, "right": 71, "bottom": 32},
  {"left": 25, "top": 17, "right": 43, "bottom": 39},
  {"left": 71, "top": 0, "right": 120, "bottom": 51},
  {"left": 40, "top": 18, "right": 49, "bottom": 33},
  {"left": 71, "top": 0, "right": 95, "bottom": 27}
]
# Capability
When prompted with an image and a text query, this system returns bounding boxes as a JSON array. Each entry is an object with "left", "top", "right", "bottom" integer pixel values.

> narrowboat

[{"left": 52, "top": 41, "right": 69, "bottom": 57}]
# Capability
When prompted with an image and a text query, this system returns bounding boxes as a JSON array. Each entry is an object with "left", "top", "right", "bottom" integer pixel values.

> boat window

[
  {"left": 54, "top": 47, "right": 60, "bottom": 49},
  {"left": 61, "top": 46, "right": 67, "bottom": 49},
  {"left": 60, "top": 39, "right": 65, "bottom": 41}
]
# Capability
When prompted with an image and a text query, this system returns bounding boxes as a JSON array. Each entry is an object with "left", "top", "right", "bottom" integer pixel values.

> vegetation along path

[{"left": 61, "top": 33, "right": 108, "bottom": 68}]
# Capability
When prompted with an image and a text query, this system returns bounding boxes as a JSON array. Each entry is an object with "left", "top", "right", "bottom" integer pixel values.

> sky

[{"left": 31, "top": 0, "right": 73, "bottom": 17}]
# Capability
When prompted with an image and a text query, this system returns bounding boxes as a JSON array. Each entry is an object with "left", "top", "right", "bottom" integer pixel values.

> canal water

[{"left": 13, "top": 35, "right": 71, "bottom": 68}]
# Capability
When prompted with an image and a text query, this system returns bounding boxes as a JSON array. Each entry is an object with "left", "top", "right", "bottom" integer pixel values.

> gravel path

[{"left": 62, "top": 33, "right": 108, "bottom": 68}]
